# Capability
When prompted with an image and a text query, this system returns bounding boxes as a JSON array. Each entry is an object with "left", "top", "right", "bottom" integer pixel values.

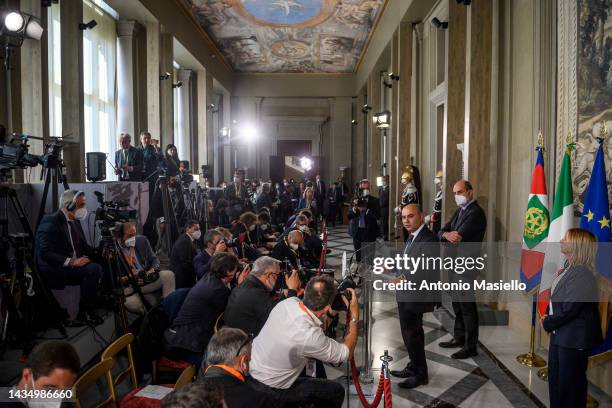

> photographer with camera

[
  {"left": 35, "top": 190, "right": 103, "bottom": 326},
  {"left": 348, "top": 198, "right": 380, "bottom": 264},
  {"left": 249, "top": 275, "right": 359, "bottom": 408},
  {"left": 170, "top": 219, "right": 201, "bottom": 289},
  {"left": 194, "top": 229, "right": 228, "bottom": 280},
  {"left": 271, "top": 230, "right": 316, "bottom": 270},
  {"left": 224, "top": 256, "right": 300, "bottom": 336},
  {"left": 164, "top": 252, "right": 250, "bottom": 365},
  {"left": 113, "top": 222, "right": 175, "bottom": 314}
]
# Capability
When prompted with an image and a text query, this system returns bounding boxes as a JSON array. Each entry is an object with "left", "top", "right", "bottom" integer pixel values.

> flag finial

[
  {"left": 566, "top": 130, "right": 575, "bottom": 154},
  {"left": 537, "top": 130, "right": 544, "bottom": 150}
]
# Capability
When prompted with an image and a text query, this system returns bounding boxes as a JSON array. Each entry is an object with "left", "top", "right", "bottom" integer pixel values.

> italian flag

[
  {"left": 520, "top": 149, "right": 549, "bottom": 293},
  {"left": 537, "top": 147, "right": 574, "bottom": 316}
]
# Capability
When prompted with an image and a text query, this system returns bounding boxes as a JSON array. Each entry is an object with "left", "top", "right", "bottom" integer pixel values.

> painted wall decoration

[
  {"left": 185, "top": 0, "right": 386, "bottom": 73},
  {"left": 575, "top": 0, "right": 612, "bottom": 212}
]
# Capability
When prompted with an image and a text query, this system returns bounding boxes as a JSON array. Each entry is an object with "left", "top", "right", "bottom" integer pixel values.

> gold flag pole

[{"left": 516, "top": 131, "right": 547, "bottom": 368}]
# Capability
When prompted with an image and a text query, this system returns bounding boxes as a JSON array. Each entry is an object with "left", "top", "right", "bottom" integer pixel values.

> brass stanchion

[
  {"left": 537, "top": 367, "right": 548, "bottom": 380},
  {"left": 517, "top": 296, "right": 546, "bottom": 367},
  {"left": 516, "top": 324, "right": 546, "bottom": 367}
]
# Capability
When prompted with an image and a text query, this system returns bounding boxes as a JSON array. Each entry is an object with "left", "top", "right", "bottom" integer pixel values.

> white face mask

[
  {"left": 260, "top": 224, "right": 268, "bottom": 231},
  {"left": 249, "top": 225, "right": 256, "bottom": 231},
  {"left": 26, "top": 378, "right": 62, "bottom": 408},
  {"left": 290, "top": 243, "right": 299, "bottom": 250},
  {"left": 190, "top": 230, "right": 202, "bottom": 240},
  {"left": 362, "top": 189, "right": 370, "bottom": 196},
  {"left": 124, "top": 237, "right": 136, "bottom": 247},
  {"left": 455, "top": 194, "right": 468, "bottom": 207},
  {"left": 298, "top": 225, "right": 307, "bottom": 232},
  {"left": 74, "top": 207, "right": 88, "bottom": 220}
]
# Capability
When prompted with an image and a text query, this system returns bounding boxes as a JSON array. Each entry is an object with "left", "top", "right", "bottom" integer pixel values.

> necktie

[{"left": 68, "top": 221, "right": 82, "bottom": 257}]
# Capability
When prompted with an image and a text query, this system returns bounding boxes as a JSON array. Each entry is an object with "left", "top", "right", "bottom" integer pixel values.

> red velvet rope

[
  {"left": 350, "top": 357, "right": 385, "bottom": 408},
  {"left": 383, "top": 376, "right": 392, "bottom": 408},
  {"left": 317, "top": 221, "right": 328, "bottom": 274}
]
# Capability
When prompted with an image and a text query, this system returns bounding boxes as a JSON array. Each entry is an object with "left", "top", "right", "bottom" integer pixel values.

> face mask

[
  {"left": 26, "top": 378, "right": 62, "bottom": 408},
  {"left": 290, "top": 243, "right": 299, "bottom": 250},
  {"left": 261, "top": 224, "right": 268, "bottom": 231},
  {"left": 455, "top": 194, "right": 468, "bottom": 207},
  {"left": 406, "top": 185, "right": 416, "bottom": 193},
  {"left": 191, "top": 230, "right": 202, "bottom": 240},
  {"left": 362, "top": 189, "right": 370, "bottom": 196},
  {"left": 298, "top": 225, "right": 307, "bottom": 232},
  {"left": 74, "top": 207, "right": 88, "bottom": 220},
  {"left": 249, "top": 225, "right": 256, "bottom": 231},
  {"left": 124, "top": 237, "right": 136, "bottom": 247}
]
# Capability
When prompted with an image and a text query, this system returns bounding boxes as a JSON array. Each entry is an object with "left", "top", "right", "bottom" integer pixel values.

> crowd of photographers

[{"left": 30, "top": 131, "right": 376, "bottom": 408}]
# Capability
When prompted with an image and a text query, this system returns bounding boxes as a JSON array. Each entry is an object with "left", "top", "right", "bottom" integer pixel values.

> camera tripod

[
  {"left": 98, "top": 235, "right": 151, "bottom": 335},
  {"left": 36, "top": 149, "right": 69, "bottom": 230},
  {"left": 0, "top": 182, "right": 67, "bottom": 357}
]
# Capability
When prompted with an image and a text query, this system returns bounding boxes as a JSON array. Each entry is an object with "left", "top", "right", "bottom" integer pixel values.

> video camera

[
  {"left": 94, "top": 191, "right": 137, "bottom": 240},
  {"left": 0, "top": 134, "right": 43, "bottom": 170}
]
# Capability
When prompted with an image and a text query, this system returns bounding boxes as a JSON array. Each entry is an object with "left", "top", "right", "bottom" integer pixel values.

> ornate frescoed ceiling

[{"left": 184, "top": 0, "right": 387, "bottom": 73}]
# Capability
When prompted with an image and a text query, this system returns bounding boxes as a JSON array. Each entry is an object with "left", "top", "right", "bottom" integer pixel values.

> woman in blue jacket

[{"left": 541, "top": 228, "right": 602, "bottom": 408}]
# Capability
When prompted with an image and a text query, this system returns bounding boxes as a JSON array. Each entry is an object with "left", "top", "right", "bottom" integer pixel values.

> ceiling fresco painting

[{"left": 185, "top": 0, "right": 387, "bottom": 73}]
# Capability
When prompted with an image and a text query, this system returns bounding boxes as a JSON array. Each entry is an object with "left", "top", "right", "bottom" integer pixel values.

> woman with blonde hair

[{"left": 541, "top": 228, "right": 602, "bottom": 408}]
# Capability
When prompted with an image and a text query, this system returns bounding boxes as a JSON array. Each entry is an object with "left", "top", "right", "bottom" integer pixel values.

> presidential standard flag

[
  {"left": 520, "top": 149, "right": 549, "bottom": 293},
  {"left": 537, "top": 145, "right": 574, "bottom": 316},
  {"left": 580, "top": 138, "right": 611, "bottom": 279}
]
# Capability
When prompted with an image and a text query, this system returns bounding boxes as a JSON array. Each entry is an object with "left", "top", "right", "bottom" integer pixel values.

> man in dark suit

[
  {"left": 164, "top": 253, "right": 246, "bottom": 366},
  {"left": 170, "top": 219, "right": 201, "bottom": 289},
  {"left": 35, "top": 190, "right": 103, "bottom": 325},
  {"left": 114, "top": 133, "right": 143, "bottom": 181},
  {"left": 390, "top": 204, "right": 439, "bottom": 388},
  {"left": 348, "top": 199, "right": 380, "bottom": 264},
  {"left": 225, "top": 171, "right": 248, "bottom": 221},
  {"left": 379, "top": 175, "right": 390, "bottom": 240},
  {"left": 438, "top": 180, "right": 486, "bottom": 359},
  {"left": 359, "top": 179, "right": 381, "bottom": 220},
  {"left": 314, "top": 174, "right": 326, "bottom": 203},
  {"left": 203, "top": 328, "right": 280, "bottom": 408},
  {"left": 270, "top": 230, "right": 315, "bottom": 269}
]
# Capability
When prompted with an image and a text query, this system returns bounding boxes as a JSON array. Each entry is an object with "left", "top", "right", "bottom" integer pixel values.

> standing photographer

[
  {"left": 114, "top": 133, "right": 143, "bottom": 181},
  {"left": 249, "top": 275, "right": 359, "bottom": 408},
  {"left": 113, "top": 222, "right": 175, "bottom": 314}
]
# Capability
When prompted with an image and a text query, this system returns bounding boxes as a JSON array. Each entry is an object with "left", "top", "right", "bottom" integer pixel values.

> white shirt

[{"left": 250, "top": 297, "right": 350, "bottom": 389}]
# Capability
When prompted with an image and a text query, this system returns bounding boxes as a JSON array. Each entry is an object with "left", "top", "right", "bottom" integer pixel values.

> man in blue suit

[{"left": 35, "top": 190, "right": 103, "bottom": 325}]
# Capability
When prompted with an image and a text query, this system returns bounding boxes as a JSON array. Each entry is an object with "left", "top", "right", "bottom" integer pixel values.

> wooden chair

[
  {"left": 73, "top": 358, "right": 116, "bottom": 408},
  {"left": 174, "top": 365, "right": 196, "bottom": 390},
  {"left": 214, "top": 312, "right": 224, "bottom": 333},
  {"left": 101, "top": 333, "right": 138, "bottom": 401}
]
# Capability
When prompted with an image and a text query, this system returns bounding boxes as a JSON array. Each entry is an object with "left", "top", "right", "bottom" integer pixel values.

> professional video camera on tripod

[
  {"left": 0, "top": 133, "right": 69, "bottom": 356},
  {"left": 93, "top": 191, "right": 142, "bottom": 333}
]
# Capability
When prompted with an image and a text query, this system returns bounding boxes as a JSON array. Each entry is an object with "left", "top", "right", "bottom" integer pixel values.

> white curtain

[
  {"left": 83, "top": 0, "right": 117, "bottom": 180},
  {"left": 47, "top": 3, "right": 62, "bottom": 137}
]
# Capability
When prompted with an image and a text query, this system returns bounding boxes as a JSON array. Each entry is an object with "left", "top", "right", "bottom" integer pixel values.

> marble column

[
  {"left": 395, "top": 21, "right": 413, "bottom": 239},
  {"left": 177, "top": 69, "right": 192, "bottom": 165},
  {"left": 146, "top": 21, "right": 161, "bottom": 140},
  {"left": 20, "top": 0, "right": 44, "bottom": 169},
  {"left": 443, "top": 0, "right": 468, "bottom": 222},
  {"left": 159, "top": 33, "right": 173, "bottom": 146},
  {"left": 117, "top": 20, "right": 138, "bottom": 138},
  {"left": 465, "top": 0, "right": 492, "bottom": 217},
  {"left": 222, "top": 90, "right": 232, "bottom": 183},
  {"left": 366, "top": 71, "right": 382, "bottom": 189},
  {"left": 389, "top": 29, "right": 400, "bottom": 239},
  {"left": 60, "top": 0, "right": 85, "bottom": 182}
]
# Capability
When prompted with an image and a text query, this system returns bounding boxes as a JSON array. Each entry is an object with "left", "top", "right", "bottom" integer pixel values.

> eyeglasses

[{"left": 235, "top": 333, "right": 254, "bottom": 358}]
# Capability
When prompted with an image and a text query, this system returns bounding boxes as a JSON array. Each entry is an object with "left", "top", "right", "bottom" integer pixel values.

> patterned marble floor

[{"left": 321, "top": 225, "right": 612, "bottom": 408}]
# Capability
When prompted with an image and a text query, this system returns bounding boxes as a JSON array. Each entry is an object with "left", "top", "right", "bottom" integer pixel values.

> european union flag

[{"left": 580, "top": 139, "right": 612, "bottom": 279}]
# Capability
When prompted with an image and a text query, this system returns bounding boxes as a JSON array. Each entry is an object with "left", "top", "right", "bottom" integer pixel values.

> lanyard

[
  {"left": 205, "top": 365, "right": 245, "bottom": 382},
  {"left": 298, "top": 301, "right": 317, "bottom": 324}
]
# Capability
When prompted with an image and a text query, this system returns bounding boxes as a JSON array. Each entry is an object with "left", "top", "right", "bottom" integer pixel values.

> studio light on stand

[{"left": 1, "top": 9, "right": 44, "bottom": 133}]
